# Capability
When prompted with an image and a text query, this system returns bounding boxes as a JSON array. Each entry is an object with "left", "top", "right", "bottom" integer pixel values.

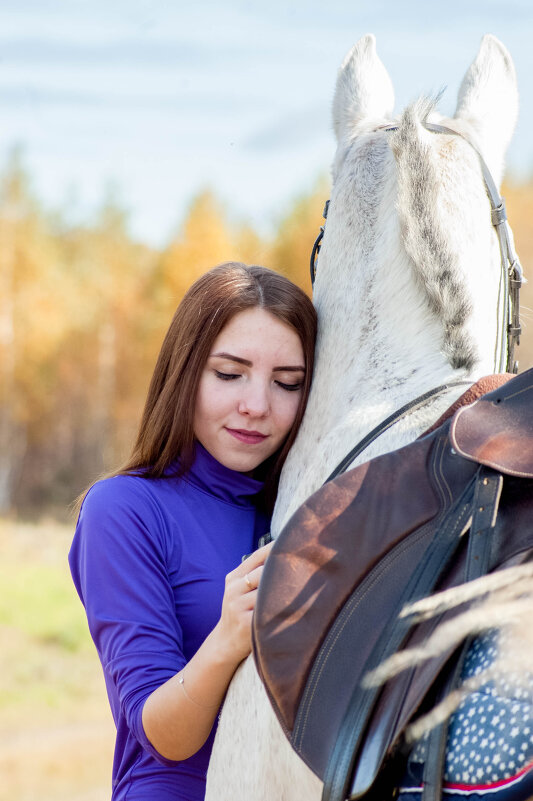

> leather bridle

[
  {"left": 310, "top": 122, "right": 522, "bottom": 375},
  {"left": 310, "top": 122, "right": 523, "bottom": 479}
]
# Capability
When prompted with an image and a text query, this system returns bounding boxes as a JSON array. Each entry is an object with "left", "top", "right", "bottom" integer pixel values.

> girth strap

[
  {"left": 421, "top": 467, "right": 503, "bottom": 801},
  {"left": 465, "top": 469, "right": 503, "bottom": 583}
]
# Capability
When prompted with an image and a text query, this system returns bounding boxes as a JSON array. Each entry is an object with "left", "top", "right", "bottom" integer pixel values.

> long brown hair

[{"left": 116, "top": 262, "right": 316, "bottom": 506}]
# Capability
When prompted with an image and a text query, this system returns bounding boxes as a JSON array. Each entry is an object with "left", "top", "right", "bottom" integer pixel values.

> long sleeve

[
  {"left": 68, "top": 447, "right": 269, "bottom": 800},
  {"left": 69, "top": 477, "right": 185, "bottom": 763}
]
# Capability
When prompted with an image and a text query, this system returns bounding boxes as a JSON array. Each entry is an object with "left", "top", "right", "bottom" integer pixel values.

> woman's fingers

[
  {"left": 232, "top": 587, "right": 257, "bottom": 612},
  {"left": 216, "top": 542, "right": 274, "bottom": 662},
  {"left": 243, "top": 572, "right": 254, "bottom": 592},
  {"left": 225, "top": 541, "right": 273, "bottom": 596},
  {"left": 225, "top": 563, "right": 264, "bottom": 601},
  {"left": 235, "top": 540, "right": 274, "bottom": 576},
  {"left": 242, "top": 563, "right": 264, "bottom": 593}
]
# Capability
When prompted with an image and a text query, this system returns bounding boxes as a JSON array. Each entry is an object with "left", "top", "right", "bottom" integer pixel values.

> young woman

[{"left": 69, "top": 262, "right": 317, "bottom": 801}]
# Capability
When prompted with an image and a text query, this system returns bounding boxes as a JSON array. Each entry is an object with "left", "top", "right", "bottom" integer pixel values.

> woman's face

[{"left": 194, "top": 307, "right": 305, "bottom": 473}]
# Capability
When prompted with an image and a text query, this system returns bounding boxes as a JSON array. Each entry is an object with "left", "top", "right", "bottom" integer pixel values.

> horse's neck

[
  {"left": 272, "top": 263, "right": 496, "bottom": 534},
  {"left": 272, "top": 137, "right": 504, "bottom": 533},
  {"left": 308, "top": 297, "right": 458, "bottom": 431},
  {"left": 273, "top": 353, "right": 464, "bottom": 534}
]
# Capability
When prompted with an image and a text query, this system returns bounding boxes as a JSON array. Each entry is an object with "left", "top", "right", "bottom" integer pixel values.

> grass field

[{"left": 0, "top": 518, "right": 115, "bottom": 801}]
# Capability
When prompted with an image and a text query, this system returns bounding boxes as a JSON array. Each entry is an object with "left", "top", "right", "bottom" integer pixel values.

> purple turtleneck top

[{"left": 69, "top": 443, "right": 270, "bottom": 800}]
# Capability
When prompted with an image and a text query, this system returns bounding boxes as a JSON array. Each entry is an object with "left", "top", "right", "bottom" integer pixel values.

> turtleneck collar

[{"left": 179, "top": 441, "right": 265, "bottom": 508}]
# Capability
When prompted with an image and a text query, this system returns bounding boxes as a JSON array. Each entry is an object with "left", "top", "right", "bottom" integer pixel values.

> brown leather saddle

[{"left": 252, "top": 368, "right": 533, "bottom": 801}]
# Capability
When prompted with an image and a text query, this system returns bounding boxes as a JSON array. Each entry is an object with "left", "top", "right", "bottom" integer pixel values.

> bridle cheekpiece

[{"left": 310, "top": 122, "right": 522, "bottom": 375}]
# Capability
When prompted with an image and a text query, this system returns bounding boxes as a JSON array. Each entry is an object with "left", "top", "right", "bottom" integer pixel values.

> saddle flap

[
  {"left": 253, "top": 434, "right": 442, "bottom": 740},
  {"left": 451, "top": 367, "right": 533, "bottom": 478},
  {"left": 253, "top": 368, "right": 533, "bottom": 793}
]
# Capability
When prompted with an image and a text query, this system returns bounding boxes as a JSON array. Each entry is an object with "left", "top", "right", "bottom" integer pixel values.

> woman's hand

[
  {"left": 142, "top": 541, "right": 273, "bottom": 760},
  {"left": 214, "top": 541, "right": 274, "bottom": 664}
]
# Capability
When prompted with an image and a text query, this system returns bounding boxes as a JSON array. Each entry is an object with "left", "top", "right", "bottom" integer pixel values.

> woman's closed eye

[
  {"left": 275, "top": 379, "right": 303, "bottom": 392},
  {"left": 214, "top": 369, "right": 241, "bottom": 381}
]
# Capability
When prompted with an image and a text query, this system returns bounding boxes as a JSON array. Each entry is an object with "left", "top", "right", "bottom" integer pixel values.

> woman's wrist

[
  {"left": 177, "top": 667, "right": 220, "bottom": 709},
  {"left": 204, "top": 621, "right": 249, "bottom": 671}
]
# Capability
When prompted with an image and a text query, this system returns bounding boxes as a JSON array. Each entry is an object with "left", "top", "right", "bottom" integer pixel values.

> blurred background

[{"left": 1, "top": 2, "right": 533, "bottom": 799}]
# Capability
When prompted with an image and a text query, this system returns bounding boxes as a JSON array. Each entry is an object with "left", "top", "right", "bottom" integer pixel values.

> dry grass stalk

[{"left": 363, "top": 563, "right": 533, "bottom": 741}]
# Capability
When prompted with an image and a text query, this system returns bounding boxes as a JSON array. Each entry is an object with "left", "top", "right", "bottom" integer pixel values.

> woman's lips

[{"left": 225, "top": 428, "right": 269, "bottom": 445}]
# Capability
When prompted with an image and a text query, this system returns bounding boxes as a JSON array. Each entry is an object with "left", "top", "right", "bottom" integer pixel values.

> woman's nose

[{"left": 238, "top": 382, "right": 270, "bottom": 417}]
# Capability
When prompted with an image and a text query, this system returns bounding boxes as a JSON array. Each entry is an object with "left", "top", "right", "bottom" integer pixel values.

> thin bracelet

[{"left": 177, "top": 669, "right": 220, "bottom": 710}]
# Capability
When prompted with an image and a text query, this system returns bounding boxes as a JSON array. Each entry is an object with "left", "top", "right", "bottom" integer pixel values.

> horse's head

[{"left": 315, "top": 34, "right": 519, "bottom": 379}]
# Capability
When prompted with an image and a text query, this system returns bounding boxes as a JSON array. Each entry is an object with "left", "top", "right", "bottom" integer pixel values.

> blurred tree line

[
  {"left": 0, "top": 150, "right": 532, "bottom": 520},
  {"left": 0, "top": 150, "right": 328, "bottom": 518}
]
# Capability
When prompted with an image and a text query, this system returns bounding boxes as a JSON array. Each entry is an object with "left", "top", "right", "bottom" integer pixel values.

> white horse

[{"left": 206, "top": 33, "right": 519, "bottom": 801}]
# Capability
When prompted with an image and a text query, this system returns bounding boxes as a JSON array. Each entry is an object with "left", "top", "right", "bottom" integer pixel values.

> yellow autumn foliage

[{"left": 0, "top": 150, "right": 531, "bottom": 517}]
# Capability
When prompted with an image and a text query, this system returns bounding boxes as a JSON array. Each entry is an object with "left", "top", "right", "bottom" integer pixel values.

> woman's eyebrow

[
  {"left": 210, "top": 352, "right": 305, "bottom": 372},
  {"left": 210, "top": 352, "right": 252, "bottom": 366}
]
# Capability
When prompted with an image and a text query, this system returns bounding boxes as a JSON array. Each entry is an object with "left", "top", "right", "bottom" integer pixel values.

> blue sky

[{"left": 0, "top": 0, "right": 532, "bottom": 246}]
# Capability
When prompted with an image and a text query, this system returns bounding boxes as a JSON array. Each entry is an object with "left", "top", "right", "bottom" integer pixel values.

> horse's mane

[{"left": 390, "top": 99, "right": 477, "bottom": 370}]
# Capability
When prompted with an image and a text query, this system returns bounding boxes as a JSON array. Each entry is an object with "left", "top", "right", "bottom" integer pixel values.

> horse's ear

[
  {"left": 333, "top": 34, "right": 395, "bottom": 141},
  {"left": 454, "top": 35, "right": 518, "bottom": 182}
]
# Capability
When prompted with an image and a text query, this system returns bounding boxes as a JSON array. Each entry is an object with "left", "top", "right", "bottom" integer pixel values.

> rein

[
  {"left": 324, "top": 380, "right": 471, "bottom": 483},
  {"left": 310, "top": 122, "right": 523, "bottom": 481}
]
